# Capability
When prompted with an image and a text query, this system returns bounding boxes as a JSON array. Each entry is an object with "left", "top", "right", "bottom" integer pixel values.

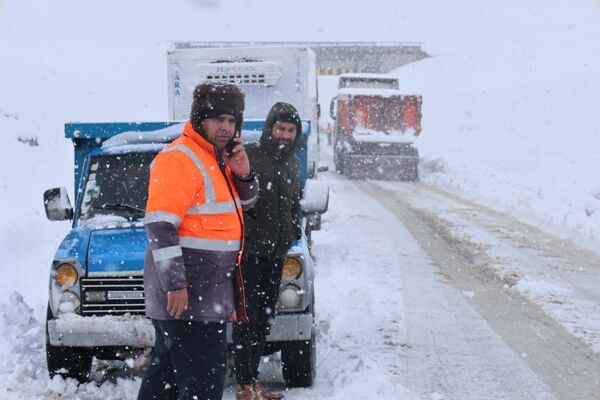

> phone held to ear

[{"left": 226, "top": 133, "right": 240, "bottom": 156}]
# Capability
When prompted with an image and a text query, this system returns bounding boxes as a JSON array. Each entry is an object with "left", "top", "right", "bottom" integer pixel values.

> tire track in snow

[
  {"left": 361, "top": 180, "right": 600, "bottom": 399},
  {"left": 300, "top": 169, "right": 558, "bottom": 399}
]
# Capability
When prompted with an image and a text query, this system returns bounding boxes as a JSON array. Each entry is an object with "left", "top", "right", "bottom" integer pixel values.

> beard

[{"left": 275, "top": 141, "right": 293, "bottom": 155}]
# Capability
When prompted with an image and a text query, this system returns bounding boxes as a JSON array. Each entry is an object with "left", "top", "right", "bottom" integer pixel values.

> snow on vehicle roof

[
  {"left": 338, "top": 87, "right": 403, "bottom": 97},
  {"left": 101, "top": 121, "right": 264, "bottom": 152},
  {"left": 102, "top": 123, "right": 185, "bottom": 148},
  {"left": 99, "top": 143, "right": 166, "bottom": 155},
  {"left": 100, "top": 119, "right": 308, "bottom": 151},
  {"left": 339, "top": 73, "right": 398, "bottom": 80},
  {"left": 338, "top": 74, "right": 400, "bottom": 89}
]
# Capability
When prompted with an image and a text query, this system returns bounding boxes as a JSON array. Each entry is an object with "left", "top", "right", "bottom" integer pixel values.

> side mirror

[
  {"left": 317, "top": 165, "right": 329, "bottom": 173},
  {"left": 307, "top": 161, "right": 316, "bottom": 179},
  {"left": 329, "top": 98, "right": 336, "bottom": 120},
  {"left": 300, "top": 179, "right": 329, "bottom": 215},
  {"left": 44, "top": 187, "right": 73, "bottom": 221}
]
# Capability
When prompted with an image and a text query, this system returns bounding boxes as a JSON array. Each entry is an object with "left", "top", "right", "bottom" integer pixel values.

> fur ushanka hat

[{"left": 190, "top": 82, "right": 245, "bottom": 135}]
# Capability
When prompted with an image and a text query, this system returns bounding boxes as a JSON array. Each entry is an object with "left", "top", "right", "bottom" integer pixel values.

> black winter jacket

[{"left": 244, "top": 102, "right": 302, "bottom": 259}]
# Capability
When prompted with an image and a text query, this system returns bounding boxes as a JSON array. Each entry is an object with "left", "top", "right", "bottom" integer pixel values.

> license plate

[{"left": 107, "top": 291, "right": 144, "bottom": 300}]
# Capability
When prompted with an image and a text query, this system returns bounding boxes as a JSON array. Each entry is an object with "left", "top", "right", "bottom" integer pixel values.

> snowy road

[
  {"left": 303, "top": 174, "right": 557, "bottom": 399},
  {"left": 350, "top": 179, "right": 600, "bottom": 399},
  {"left": 3, "top": 159, "right": 600, "bottom": 399}
]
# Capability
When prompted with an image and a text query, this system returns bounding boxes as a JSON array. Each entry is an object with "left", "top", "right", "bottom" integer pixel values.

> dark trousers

[
  {"left": 137, "top": 319, "right": 227, "bottom": 400},
  {"left": 232, "top": 255, "right": 284, "bottom": 385}
]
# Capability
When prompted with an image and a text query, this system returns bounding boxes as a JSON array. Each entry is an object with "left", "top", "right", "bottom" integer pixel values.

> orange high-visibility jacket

[{"left": 143, "top": 121, "right": 258, "bottom": 322}]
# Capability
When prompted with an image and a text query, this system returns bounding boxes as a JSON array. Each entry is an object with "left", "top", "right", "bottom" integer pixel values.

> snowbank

[{"left": 391, "top": 49, "right": 600, "bottom": 245}]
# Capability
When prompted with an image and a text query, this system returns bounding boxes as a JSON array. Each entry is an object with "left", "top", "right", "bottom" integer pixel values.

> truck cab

[{"left": 43, "top": 119, "right": 328, "bottom": 387}]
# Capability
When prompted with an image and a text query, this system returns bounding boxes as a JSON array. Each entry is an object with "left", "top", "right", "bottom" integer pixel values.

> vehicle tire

[
  {"left": 336, "top": 153, "right": 350, "bottom": 178},
  {"left": 334, "top": 149, "right": 344, "bottom": 174},
  {"left": 46, "top": 305, "right": 93, "bottom": 383},
  {"left": 401, "top": 164, "right": 418, "bottom": 182},
  {"left": 407, "top": 148, "right": 420, "bottom": 181},
  {"left": 344, "top": 158, "right": 354, "bottom": 179},
  {"left": 281, "top": 328, "right": 316, "bottom": 387},
  {"left": 406, "top": 159, "right": 419, "bottom": 182},
  {"left": 281, "top": 291, "right": 316, "bottom": 387},
  {"left": 409, "top": 167, "right": 419, "bottom": 182}
]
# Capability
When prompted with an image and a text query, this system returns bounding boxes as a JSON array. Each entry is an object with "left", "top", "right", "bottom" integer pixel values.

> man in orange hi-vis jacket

[{"left": 137, "top": 82, "right": 258, "bottom": 400}]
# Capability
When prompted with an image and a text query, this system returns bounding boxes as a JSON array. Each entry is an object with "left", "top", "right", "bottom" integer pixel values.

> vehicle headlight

[
  {"left": 58, "top": 290, "right": 80, "bottom": 315},
  {"left": 279, "top": 284, "right": 302, "bottom": 309},
  {"left": 282, "top": 257, "right": 303, "bottom": 279},
  {"left": 55, "top": 263, "right": 79, "bottom": 288}
]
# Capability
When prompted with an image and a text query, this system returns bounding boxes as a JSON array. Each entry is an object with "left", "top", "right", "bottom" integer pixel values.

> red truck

[{"left": 330, "top": 74, "right": 422, "bottom": 181}]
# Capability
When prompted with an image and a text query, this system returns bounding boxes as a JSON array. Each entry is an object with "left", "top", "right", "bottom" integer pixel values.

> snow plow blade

[{"left": 343, "top": 154, "right": 418, "bottom": 181}]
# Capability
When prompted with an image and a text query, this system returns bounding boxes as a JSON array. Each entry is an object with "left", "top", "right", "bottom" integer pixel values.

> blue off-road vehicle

[{"left": 43, "top": 119, "right": 328, "bottom": 386}]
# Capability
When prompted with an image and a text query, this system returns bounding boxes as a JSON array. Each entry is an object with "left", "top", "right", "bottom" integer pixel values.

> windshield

[{"left": 78, "top": 152, "right": 156, "bottom": 224}]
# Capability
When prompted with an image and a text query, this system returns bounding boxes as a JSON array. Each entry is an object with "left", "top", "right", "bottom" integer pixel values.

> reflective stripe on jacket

[
  {"left": 146, "top": 122, "right": 244, "bottom": 251},
  {"left": 143, "top": 121, "right": 258, "bottom": 322}
]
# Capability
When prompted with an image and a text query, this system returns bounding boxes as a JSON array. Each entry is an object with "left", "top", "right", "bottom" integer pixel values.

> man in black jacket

[{"left": 233, "top": 102, "right": 303, "bottom": 400}]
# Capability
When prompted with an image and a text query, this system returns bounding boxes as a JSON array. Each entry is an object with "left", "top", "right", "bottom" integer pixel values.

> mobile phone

[{"left": 226, "top": 132, "right": 240, "bottom": 156}]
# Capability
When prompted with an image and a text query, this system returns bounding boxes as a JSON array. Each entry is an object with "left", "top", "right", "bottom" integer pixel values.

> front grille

[{"left": 80, "top": 276, "right": 145, "bottom": 316}]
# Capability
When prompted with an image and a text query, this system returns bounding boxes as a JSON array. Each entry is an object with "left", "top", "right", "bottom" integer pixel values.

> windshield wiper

[{"left": 101, "top": 203, "right": 146, "bottom": 214}]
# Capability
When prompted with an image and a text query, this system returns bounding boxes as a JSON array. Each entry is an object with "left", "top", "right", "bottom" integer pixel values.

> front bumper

[
  {"left": 47, "top": 315, "right": 155, "bottom": 347},
  {"left": 48, "top": 313, "right": 314, "bottom": 347},
  {"left": 348, "top": 153, "right": 418, "bottom": 167},
  {"left": 249, "top": 313, "right": 314, "bottom": 342},
  {"left": 347, "top": 153, "right": 418, "bottom": 180}
]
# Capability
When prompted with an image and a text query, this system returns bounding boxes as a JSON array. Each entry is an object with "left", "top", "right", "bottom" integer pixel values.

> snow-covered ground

[{"left": 1, "top": 0, "right": 600, "bottom": 398}]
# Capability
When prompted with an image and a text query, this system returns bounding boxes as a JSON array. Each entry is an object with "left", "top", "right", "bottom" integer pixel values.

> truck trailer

[{"left": 167, "top": 45, "right": 321, "bottom": 175}]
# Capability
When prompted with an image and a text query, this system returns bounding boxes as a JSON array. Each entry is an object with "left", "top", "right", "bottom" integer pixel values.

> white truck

[{"left": 167, "top": 45, "right": 321, "bottom": 172}]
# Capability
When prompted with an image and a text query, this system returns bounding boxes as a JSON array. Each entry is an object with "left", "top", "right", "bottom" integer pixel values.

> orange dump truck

[{"left": 329, "top": 74, "right": 422, "bottom": 180}]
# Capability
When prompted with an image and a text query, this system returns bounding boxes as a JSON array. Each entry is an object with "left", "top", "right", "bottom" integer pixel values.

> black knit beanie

[
  {"left": 190, "top": 82, "right": 245, "bottom": 134},
  {"left": 273, "top": 112, "right": 302, "bottom": 135}
]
